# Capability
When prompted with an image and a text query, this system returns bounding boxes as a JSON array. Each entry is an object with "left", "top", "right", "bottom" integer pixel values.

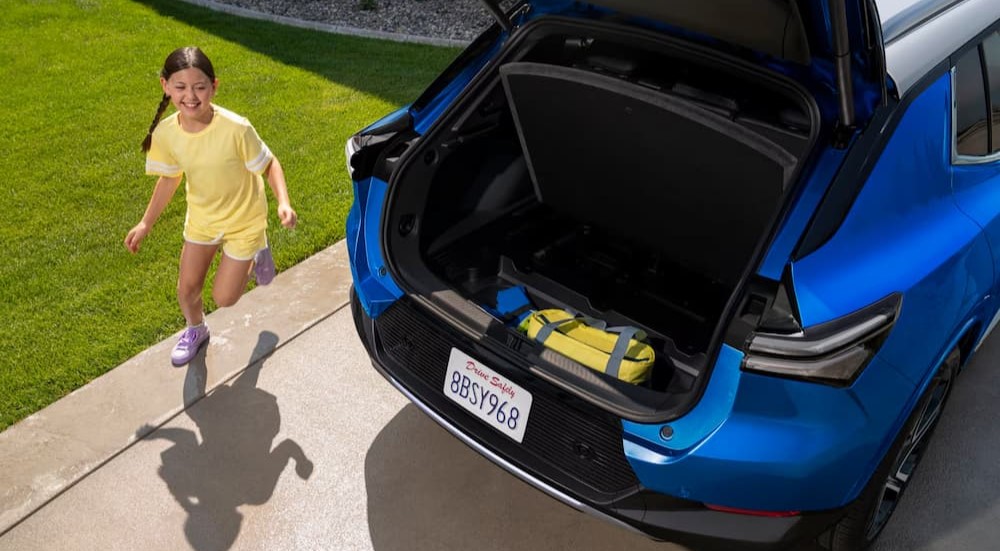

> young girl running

[{"left": 125, "top": 46, "right": 297, "bottom": 366}]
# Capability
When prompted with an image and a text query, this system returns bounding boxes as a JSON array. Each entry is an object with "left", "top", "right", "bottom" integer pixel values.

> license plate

[{"left": 444, "top": 348, "right": 533, "bottom": 443}]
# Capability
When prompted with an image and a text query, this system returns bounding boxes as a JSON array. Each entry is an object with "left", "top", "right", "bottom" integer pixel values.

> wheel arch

[{"left": 956, "top": 321, "right": 981, "bottom": 370}]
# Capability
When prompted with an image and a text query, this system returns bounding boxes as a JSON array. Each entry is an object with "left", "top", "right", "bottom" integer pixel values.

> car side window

[
  {"left": 955, "top": 45, "right": 990, "bottom": 157},
  {"left": 984, "top": 32, "right": 1000, "bottom": 154}
]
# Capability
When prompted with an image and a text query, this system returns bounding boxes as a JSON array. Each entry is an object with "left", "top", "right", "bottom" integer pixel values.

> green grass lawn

[{"left": 0, "top": 0, "right": 459, "bottom": 430}]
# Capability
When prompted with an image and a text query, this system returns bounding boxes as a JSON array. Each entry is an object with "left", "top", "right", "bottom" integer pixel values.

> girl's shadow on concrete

[{"left": 142, "top": 332, "right": 313, "bottom": 551}]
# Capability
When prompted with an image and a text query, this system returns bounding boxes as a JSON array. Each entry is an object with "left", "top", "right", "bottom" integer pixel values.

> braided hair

[{"left": 140, "top": 47, "right": 217, "bottom": 152}]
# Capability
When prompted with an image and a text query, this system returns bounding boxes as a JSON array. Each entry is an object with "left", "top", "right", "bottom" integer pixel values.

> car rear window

[
  {"left": 955, "top": 45, "right": 989, "bottom": 157},
  {"left": 984, "top": 32, "right": 1000, "bottom": 154}
]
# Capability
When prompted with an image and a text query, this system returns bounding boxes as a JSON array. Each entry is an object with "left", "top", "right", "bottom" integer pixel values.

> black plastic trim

[
  {"left": 349, "top": 289, "right": 850, "bottom": 551},
  {"left": 865, "top": 0, "right": 890, "bottom": 107},
  {"left": 348, "top": 116, "right": 418, "bottom": 183},
  {"left": 364, "top": 296, "right": 642, "bottom": 502}
]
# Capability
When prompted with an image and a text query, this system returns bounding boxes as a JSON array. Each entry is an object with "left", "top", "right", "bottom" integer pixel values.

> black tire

[{"left": 828, "top": 347, "right": 959, "bottom": 551}]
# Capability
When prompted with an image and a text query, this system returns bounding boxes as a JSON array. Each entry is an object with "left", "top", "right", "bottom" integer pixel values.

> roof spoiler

[{"left": 478, "top": 0, "right": 513, "bottom": 32}]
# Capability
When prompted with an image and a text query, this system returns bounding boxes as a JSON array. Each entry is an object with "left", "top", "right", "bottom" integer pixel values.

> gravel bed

[{"left": 211, "top": 0, "right": 509, "bottom": 42}]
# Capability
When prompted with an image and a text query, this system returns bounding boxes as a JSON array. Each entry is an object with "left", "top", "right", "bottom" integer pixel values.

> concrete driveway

[
  {"left": 0, "top": 307, "right": 687, "bottom": 551},
  {"left": 0, "top": 243, "right": 998, "bottom": 551}
]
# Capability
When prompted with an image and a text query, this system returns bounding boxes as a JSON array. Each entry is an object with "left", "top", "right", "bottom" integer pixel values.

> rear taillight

[{"left": 742, "top": 293, "right": 901, "bottom": 386}]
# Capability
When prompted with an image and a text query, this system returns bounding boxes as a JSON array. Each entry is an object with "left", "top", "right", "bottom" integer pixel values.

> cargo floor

[{"left": 426, "top": 205, "right": 731, "bottom": 357}]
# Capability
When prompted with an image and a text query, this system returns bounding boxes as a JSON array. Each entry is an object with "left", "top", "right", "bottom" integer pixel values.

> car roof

[{"left": 879, "top": 0, "right": 1000, "bottom": 95}]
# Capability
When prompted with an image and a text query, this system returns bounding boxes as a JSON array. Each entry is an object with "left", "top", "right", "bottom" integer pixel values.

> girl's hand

[
  {"left": 278, "top": 204, "right": 297, "bottom": 229},
  {"left": 124, "top": 222, "right": 150, "bottom": 253}
]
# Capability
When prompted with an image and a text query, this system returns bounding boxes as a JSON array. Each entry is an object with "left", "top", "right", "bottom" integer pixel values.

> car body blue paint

[
  {"left": 346, "top": 176, "right": 403, "bottom": 317},
  {"left": 759, "top": 147, "right": 848, "bottom": 279},
  {"left": 362, "top": 106, "right": 410, "bottom": 134},
  {"left": 793, "top": 74, "right": 973, "bottom": 324},
  {"left": 625, "top": 356, "right": 914, "bottom": 511},
  {"left": 792, "top": 74, "right": 994, "bottom": 384},
  {"left": 622, "top": 344, "right": 743, "bottom": 456},
  {"left": 951, "top": 153, "right": 1000, "bottom": 286},
  {"left": 412, "top": 42, "right": 503, "bottom": 135},
  {"left": 345, "top": 0, "right": 1000, "bottom": 541}
]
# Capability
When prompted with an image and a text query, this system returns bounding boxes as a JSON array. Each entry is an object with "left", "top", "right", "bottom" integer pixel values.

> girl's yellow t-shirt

[{"left": 145, "top": 105, "right": 272, "bottom": 235}]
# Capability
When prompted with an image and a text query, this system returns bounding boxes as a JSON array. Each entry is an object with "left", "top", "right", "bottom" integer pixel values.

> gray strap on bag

[
  {"left": 605, "top": 326, "right": 644, "bottom": 378},
  {"left": 534, "top": 311, "right": 607, "bottom": 343},
  {"left": 534, "top": 313, "right": 647, "bottom": 379},
  {"left": 534, "top": 315, "right": 575, "bottom": 343},
  {"left": 575, "top": 314, "right": 607, "bottom": 330}
]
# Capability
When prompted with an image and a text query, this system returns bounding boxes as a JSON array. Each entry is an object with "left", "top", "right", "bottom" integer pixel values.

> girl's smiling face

[{"left": 161, "top": 67, "right": 217, "bottom": 124}]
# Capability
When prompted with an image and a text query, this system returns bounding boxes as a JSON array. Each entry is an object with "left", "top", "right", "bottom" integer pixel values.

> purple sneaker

[
  {"left": 254, "top": 246, "right": 275, "bottom": 286},
  {"left": 171, "top": 324, "right": 209, "bottom": 366}
]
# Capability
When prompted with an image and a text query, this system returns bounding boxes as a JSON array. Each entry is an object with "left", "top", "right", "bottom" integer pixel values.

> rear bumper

[{"left": 350, "top": 289, "right": 846, "bottom": 550}]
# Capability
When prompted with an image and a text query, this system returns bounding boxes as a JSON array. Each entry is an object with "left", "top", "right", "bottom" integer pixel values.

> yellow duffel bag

[{"left": 519, "top": 309, "right": 654, "bottom": 384}]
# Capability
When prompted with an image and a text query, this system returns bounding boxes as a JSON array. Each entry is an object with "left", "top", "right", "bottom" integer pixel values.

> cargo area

[{"left": 384, "top": 18, "right": 818, "bottom": 412}]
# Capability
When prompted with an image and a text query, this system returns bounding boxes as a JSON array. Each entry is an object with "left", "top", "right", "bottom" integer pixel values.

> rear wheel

[{"left": 828, "top": 347, "right": 959, "bottom": 550}]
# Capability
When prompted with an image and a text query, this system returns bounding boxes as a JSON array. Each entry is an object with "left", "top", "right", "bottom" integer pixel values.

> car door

[{"left": 951, "top": 31, "right": 1000, "bottom": 308}]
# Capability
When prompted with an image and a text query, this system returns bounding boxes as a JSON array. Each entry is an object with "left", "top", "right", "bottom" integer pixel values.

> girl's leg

[
  {"left": 212, "top": 251, "right": 254, "bottom": 307},
  {"left": 178, "top": 242, "right": 219, "bottom": 326}
]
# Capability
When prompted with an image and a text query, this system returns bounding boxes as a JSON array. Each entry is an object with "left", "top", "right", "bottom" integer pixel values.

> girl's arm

[
  {"left": 265, "top": 155, "right": 297, "bottom": 228},
  {"left": 124, "top": 175, "right": 182, "bottom": 253}
]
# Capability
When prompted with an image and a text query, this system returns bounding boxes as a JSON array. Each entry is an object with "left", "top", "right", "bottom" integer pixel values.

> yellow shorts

[{"left": 184, "top": 224, "right": 266, "bottom": 261}]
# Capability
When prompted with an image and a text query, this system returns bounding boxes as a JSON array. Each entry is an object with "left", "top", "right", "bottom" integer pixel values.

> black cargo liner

[
  {"left": 365, "top": 296, "right": 642, "bottom": 503},
  {"left": 428, "top": 203, "right": 718, "bottom": 392}
]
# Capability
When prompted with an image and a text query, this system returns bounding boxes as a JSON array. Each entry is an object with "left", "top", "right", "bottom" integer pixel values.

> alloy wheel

[{"left": 865, "top": 360, "right": 954, "bottom": 541}]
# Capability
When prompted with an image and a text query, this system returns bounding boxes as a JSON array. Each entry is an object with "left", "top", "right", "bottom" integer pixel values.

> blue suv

[{"left": 346, "top": 1, "right": 1000, "bottom": 549}]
